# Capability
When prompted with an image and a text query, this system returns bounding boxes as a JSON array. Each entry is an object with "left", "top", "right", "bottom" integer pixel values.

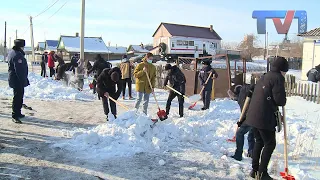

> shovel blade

[
  {"left": 89, "top": 83, "right": 94, "bottom": 89},
  {"left": 226, "top": 136, "right": 236, "bottom": 142},
  {"left": 157, "top": 110, "right": 168, "bottom": 121},
  {"left": 280, "top": 172, "right": 295, "bottom": 180}
]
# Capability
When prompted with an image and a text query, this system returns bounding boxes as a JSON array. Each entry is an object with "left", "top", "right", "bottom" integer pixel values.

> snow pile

[
  {"left": 0, "top": 72, "right": 96, "bottom": 101},
  {"left": 54, "top": 97, "right": 320, "bottom": 179}
]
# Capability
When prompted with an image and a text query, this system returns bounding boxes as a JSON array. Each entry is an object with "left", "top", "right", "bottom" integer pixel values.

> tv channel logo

[{"left": 252, "top": 10, "right": 307, "bottom": 34}]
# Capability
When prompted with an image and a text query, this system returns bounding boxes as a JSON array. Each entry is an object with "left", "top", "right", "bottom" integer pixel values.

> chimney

[
  {"left": 75, "top": 32, "right": 79, "bottom": 37},
  {"left": 209, "top": 25, "right": 213, "bottom": 32}
]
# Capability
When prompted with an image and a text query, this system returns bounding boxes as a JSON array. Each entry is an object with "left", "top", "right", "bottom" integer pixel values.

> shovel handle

[
  {"left": 108, "top": 96, "right": 130, "bottom": 111},
  {"left": 282, "top": 106, "right": 289, "bottom": 172},
  {"left": 199, "top": 71, "right": 213, "bottom": 95},
  {"left": 166, "top": 85, "right": 188, "bottom": 99},
  {"left": 145, "top": 71, "right": 161, "bottom": 110}
]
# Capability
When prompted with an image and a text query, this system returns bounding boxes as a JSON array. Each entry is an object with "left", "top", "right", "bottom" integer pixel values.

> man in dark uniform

[
  {"left": 8, "top": 39, "right": 30, "bottom": 123},
  {"left": 41, "top": 52, "right": 48, "bottom": 77},
  {"left": 198, "top": 60, "right": 218, "bottom": 110}
]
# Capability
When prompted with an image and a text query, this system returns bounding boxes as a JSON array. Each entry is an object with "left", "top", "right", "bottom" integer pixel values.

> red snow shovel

[
  {"left": 188, "top": 71, "right": 213, "bottom": 109},
  {"left": 280, "top": 106, "right": 296, "bottom": 180},
  {"left": 227, "top": 96, "right": 251, "bottom": 142},
  {"left": 145, "top": 70, "right": 168, "bottom": 121}
]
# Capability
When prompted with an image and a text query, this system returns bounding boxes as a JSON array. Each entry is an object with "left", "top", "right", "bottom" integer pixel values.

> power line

[
  {"left": 37, "top": 0, "right": 70, "bottom": 26},
  {"left": 34, "top": 0, "right": 60, "bottom": 18}
]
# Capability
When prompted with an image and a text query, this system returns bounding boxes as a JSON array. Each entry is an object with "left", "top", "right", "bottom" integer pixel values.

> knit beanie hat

[
  {"left": 272, "top": 56, "right": 289, "bottom": 72},
  {"left": 110, "top": 72, "right": 120, "bottom": 82},
  {"left": 165, "top": 64, "right": 172, "bottom": 71}
]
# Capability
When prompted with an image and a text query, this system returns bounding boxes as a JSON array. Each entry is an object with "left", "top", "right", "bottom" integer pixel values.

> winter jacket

[
  {"left": 307, "top": 65, "right": 320, "bottom": 82},
  {"left": 237, "top": 84, "right": 255, "bottom": 121},
  {"left": 164, "top": 65, "right": 186, "bottom": 94},
  {"left": 198, "top": 65, "right": 218, "bottom": 91},
  {"left": 120, "top": 60, "right": 133, "bottom": 79},
  {"left": 71, "top": 55, "right": 79, "bottom": 68},
  {"left": 8, "top": 46, "right": 30, "bottom": 88},
  {"left": 133, "top": 58, "right": 156, "bottom": 94},
  {"left": 96, "top": 67, "right": 123, "bottom": 99},
  {"left": 87, "top": 58, "right": 112, "bottom": 77},
  {"left": 244, "top": 66, "right": 287, "bottom": 131},
  {"left": 41, "top": 54, "right": 48, "bottom": 63},
  {"left": 56, "top": 63, "right": 72, "bottom": 80},
  {"left": 47, "top": 52, "right": 55, "bottom": 68}
]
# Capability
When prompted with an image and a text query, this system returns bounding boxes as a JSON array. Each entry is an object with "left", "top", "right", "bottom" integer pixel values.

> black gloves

[
  {"left": 237, "top": 121, "right": 243, "bottom": 127},
  {"left": 247, "top": 90, "right": 253, "bottom": 98}
]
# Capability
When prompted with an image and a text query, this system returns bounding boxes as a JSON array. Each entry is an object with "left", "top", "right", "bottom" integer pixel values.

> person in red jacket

[{"left": 47, "top": 51, "right": 56, "bottom": 77}]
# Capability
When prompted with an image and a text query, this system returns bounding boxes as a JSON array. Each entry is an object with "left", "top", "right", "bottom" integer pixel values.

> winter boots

[
  {"left": 250, "top": 170, "right": 273, "bottom": 180},
  {"left": 12, "top": 117, "right": 22, "bottom": 124}
]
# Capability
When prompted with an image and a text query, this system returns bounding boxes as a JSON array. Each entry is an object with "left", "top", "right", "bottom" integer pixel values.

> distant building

[
  {"left": 151, "top": 22, "right": 222, "bottom": 60},
  {"left": 127, "top": 44, "right": 150, "bottom": 55},
  {"left": 45, "top": 40, "right": 59, "bottom": 51},
  {"left": 298, "top": 27, "right": 320, "bottom": 80},
  {"left": 36, "top": 42, "right": 45, "bottom": 51},
  {"left": 57, "top": 34, "right": 126, "bottom": 61}
]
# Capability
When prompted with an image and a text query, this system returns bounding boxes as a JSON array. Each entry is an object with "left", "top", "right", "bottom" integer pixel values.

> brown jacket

[
  {"left": 120, "top": 61, "right": 133, "bottom": 79},
  {"left": 133, "top": 58, "right": 156, "bottom": 94}
]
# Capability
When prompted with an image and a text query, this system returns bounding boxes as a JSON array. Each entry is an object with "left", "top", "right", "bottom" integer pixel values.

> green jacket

[{"left": 134, "top": 58, "right": 156, "bottom": 94}]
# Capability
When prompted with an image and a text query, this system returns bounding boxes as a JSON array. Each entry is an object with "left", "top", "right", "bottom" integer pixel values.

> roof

[
  {"left": 45, "top": 40, "right": 59, "bottom": 50},
  {"left": 152, "top": 22, "right": 222, "bottom": 40},
  {"left": 57, "top": 36, "right": 109, "bottom": 53},
  {"left": 37, "top": 42, "right": 45, "bottom": 49},
  {"left": 107, "top": 46, "right": 127, "bottom": 54},
  {"left": 298, "top": 27, "right": 320, "bottom": 37},
  {"left": 128, "top": 45, "right": 149, "bottom": 53}
]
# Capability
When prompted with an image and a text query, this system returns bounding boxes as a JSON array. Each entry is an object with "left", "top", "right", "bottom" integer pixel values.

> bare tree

[
  {"left": 238, "top": 34, "right": 262, "bottom": 60},
  {"left": 221, "top": 41, "right": 239, "bottom": 50}
]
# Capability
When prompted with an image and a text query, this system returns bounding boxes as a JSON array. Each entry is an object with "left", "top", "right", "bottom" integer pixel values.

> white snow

[
  {"left": 107, "top": 46, "right": 127, "bottom": 54},
  {"left": 158, "top": 159, "right": 166, "bottom": 166},
  {"left": 53, "top": 96, "right": 320, "bottom": 179},
  {"left": 130, "top": 45, "right": 149, "bottom": 53},
  {"left": 0, "top": 73, "right": 96, "bottom": 101}
]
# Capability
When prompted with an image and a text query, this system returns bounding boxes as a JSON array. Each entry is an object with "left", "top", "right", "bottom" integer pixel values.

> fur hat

[
  {"left": 272, "top": 56, "right": 289, "bottom": 72},
  {"left": 123, "top": 54, "right": 127, "bottom": 59},
  {"left": 14, "top": 39, "right": 25, "bottom": 48},
  {"left": 110, "top": 72, "right": 120, "bottom": 82}
]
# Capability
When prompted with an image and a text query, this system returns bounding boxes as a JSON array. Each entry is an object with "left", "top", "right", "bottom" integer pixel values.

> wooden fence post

[
  {"left": 298, "top": 83, "right": 301, "bottom": 96},
  {"left": 318, "top": 83, "right": 320, "bottom": 104},
  {"left": 311, "top": 83, "right": 314, "bottom": 102},
  {"left": 307, "top": 84, "right": 310, "bottom": 101},
  {"left": 314, "top": 84, "right": 317, "bottom": 103},
  {"left": 303, "top": 84, "right": 307, "bottom": 99}
]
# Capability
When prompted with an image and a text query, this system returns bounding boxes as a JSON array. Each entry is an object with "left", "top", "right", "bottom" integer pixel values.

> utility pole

[
  {"left": 80, "top": 0, "right": 85, "bottom": 61},
  {"left": 264, "top": 32, "right": 267, "bottom": 60},
  {"left": 29, "top": 16, "right": 35, "bottom": 72},
  {"left": 9, "top": 37, "right": 11, "bottom": 49},
  {"left": 4, "top": 21, "right": 7, "bottom": 59},
  {"left": 15, "top": 29, "right": 17, "bottom": 39}
]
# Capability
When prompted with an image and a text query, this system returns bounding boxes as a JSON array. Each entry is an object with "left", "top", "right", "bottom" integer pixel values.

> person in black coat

[
  {"left": 41, "top": 52, "right": 48, "bottom": 77},
  {"left": 96, "top": 67, "right": 123, "bottom": 121},
  {"left": 8, "top": 39, "right": 30, "bottom": 123},
  {"left": 88, "top": 54, "right": 112, "bottom": 95},
  {"left": 306, "top": 64, "right": 320, "bottom": 83},
  {"left": 245, "top": 56, "right": 288, "bottom": 180},
  {"left": 230, "top": 83, "right": 255, "bottom": 161},
  {"left": 70, "top": 53, "right": 79, "bottom": 74},
  {"left": 164, "top": 64, "right": 186, "bottom": 118},
  {"left": 198, "top": 60, "right": 218, "bottom": 110}
]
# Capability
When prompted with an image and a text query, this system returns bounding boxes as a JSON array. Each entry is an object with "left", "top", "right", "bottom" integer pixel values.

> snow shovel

[
  {"left": 280, "top": 106, "right": 296, "bottom": 180},
  {"left": 188, "top": 71, "right": 213, "bottom": 109},
  {"left": 227, "top": 96, "right": 251, "bottom": 142},
  {"left": 145, "top": 70, "right": 168, "bottom": 121},
  {"left": 166, "top": 85, "right": 189, "bottom": 99}
]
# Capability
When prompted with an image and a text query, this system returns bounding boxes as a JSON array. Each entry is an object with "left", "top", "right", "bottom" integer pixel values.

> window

[
  {"left": 210, "top": 42, "right": 217, "bottom": 49},
  {"left": 177, "top": 40, "right": 183, "bottom": 46},
  {"left": 183, "top": 41, "right": 188, "bottom": 46},
  {"left": 189, "top": 41, "right": 194, "bottom": 46},
  {"left": 172, "top": 42, "right": 175, "bottom": 47}
]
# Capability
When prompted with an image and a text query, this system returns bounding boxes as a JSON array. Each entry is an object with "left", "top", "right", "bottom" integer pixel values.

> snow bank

[
  {"left": 54, "top": 97, "right": 320, "bottom": 179},
  {"left": 0, "top": 73, "right": 96, "bottom": 101}
]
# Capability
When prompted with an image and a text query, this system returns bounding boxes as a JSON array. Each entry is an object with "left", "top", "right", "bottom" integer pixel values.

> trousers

[
  {"left": 166, "top": 91, "right": 184, "bottom": 117},
  {"left": 12, "top": 86, "right": 24, "bottom": 118}
]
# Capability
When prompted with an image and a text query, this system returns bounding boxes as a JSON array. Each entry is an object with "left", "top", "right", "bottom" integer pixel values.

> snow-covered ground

[{"left": 0, "top": 62, "right": 319, "bottom": 179}]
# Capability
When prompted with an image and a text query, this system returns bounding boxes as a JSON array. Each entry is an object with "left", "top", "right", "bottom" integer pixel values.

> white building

[
  {"left": 151, "top": 22, "right": 222, "bottom": 59},
  {"left": 298, "top": 27, "right": 320, "bottom": 80}
]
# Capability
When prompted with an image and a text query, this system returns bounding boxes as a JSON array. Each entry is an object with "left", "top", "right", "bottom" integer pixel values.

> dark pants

[
  {"left": 122, "top": 78, "right": 132, "bottom": 97},
  {"left": 202, "top": 89, "right": 212, "bottom": 109},
  {"left": 166, "top": 91, "right": 184, "bottom": 117},
  {"left": 92, "top": 79, "right": 97, "bottom": 94},
  {"left": 252, "top": 128, "right": 276, "bottom": 173},
  {"left": 40, "top": 62, "right": 46, "bottom": 77},
  {"left": 234, "top": 125, "right": 255, "bottom": 158},
  {"left": 49, "top": 67, "right": 55, "bottom": 77},
  {"left": 102, "top": 96, "right": 117, "bottom": 116},
  {"left": 12, "top": 86, "right": 24, "bottom": 118}
]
